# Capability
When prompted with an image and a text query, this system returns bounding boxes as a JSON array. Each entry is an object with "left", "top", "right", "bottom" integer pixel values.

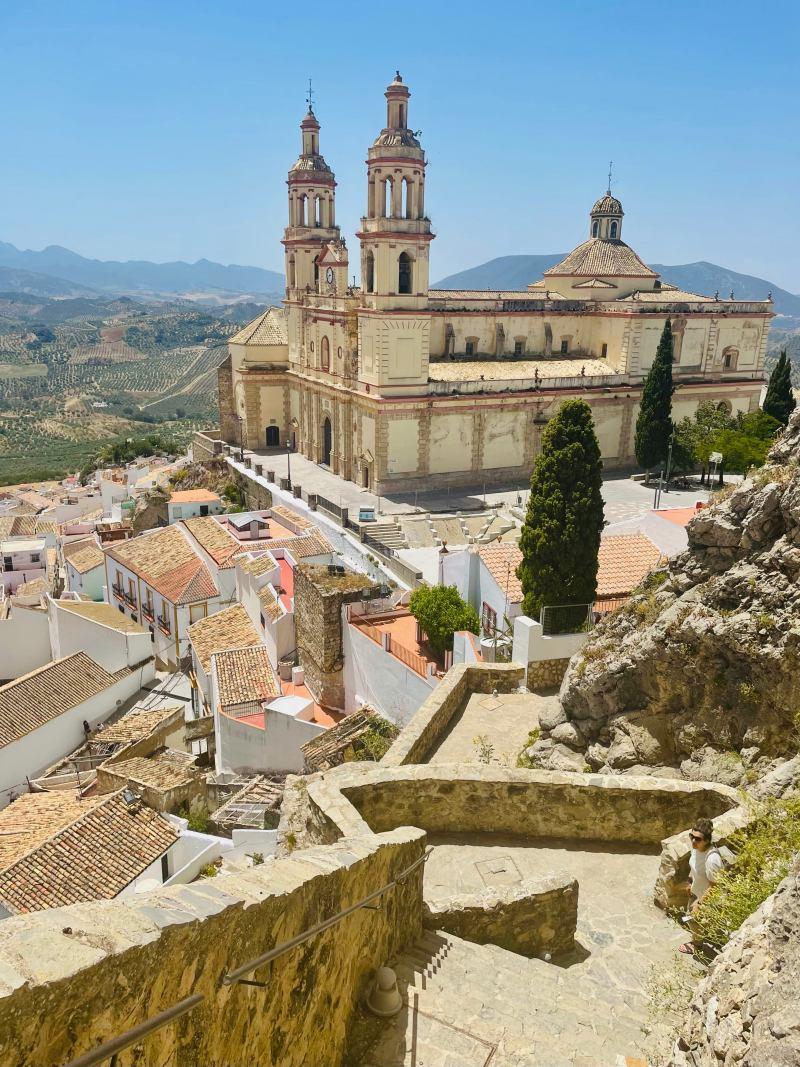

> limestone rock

[{"left": 534, "top": 409, "right": 800, "bottom": 785}]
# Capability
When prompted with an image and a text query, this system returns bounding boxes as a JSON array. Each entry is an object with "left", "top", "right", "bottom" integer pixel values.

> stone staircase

[
  {"left": 365, "top": 520, "right": 409, "bottom": 551},
  {"left": 353, "top": 929, "right": 650, "bottom": 1067}
]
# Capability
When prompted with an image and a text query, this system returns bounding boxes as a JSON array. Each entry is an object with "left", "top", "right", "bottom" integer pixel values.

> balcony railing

[
  {"left": 123, "top": 591, "right": 137, "bottom": 608},
  {"left": 111, "top": 584, "right": 124, "bottom": 602},
  {"left": 157, "top": 614, "right": 171, "bottom": 635},
  {"left": 142, "top": 603, "right": 155, "bottom": 622}
]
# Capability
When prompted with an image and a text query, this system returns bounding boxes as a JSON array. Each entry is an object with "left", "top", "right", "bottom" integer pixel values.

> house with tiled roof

[
  {"left": 167, "top": 489, "right": 223, "bottom": 525},
  {"left": 235, "top": 545, "right": 311, "bottom": 671},
  {"left": 62, "top": 537, "right": 105, "bottom": 601},
  {"left": 104, "top": 524, "right": 224, "bottom": 670},
  {"left": 0, "top": 789, "right": 232, "bottom": 916},
  {"left": 210, "top": 644, "right": 323, "bottom": 775},
  {"left": 440, "top": 541, "right": 524, "bottom": 643},
  {"left": 0, "top": 648, "right": 153, "bottom": 809},
  {"left": 187, "top": 603, "right": 264, "bottom": 712},
  {"left": 596, "top": 533, "right": 663, "bottom": 609}
]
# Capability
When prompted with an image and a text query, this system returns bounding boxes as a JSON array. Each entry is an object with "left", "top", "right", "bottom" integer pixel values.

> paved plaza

[{"left": 234, "top": 447, "right": 716, "bottom": 525}]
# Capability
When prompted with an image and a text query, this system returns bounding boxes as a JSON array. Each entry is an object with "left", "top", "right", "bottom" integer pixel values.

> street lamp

[{"left": 285, "top": 438, "right": 292, "bottom": 490}]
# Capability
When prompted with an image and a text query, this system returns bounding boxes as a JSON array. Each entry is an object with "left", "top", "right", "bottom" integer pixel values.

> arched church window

[
  {"left": 365, "top": 251, "right": 375, "bottom": 293},
  {"left": 609, "top": 221, "right": 618, "bottom": 239},
  {"left": 592, "top": 220, "right": 599, "bottom": 238},
  {"left": 399, "top": 102, "right": 406, "bottom": 128},
  {"left": 398, "top": 252, "right": 413, "bottom": 295},
  {"left": 384, "top": 178, "right": 393, "bottom": 218},
  {"left": 288, "top": 255, "right": 296, "bottom": 288},
  {"left": 402, "top": 177, "right": 412, "bottom": 219},
  {"left": 321, "top": 337, "right": 330, "bottom": 370}
]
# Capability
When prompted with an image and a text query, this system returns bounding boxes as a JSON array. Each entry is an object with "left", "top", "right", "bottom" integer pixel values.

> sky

[{"left": 2, "top": 0, "right": 799, "bottom": 291}]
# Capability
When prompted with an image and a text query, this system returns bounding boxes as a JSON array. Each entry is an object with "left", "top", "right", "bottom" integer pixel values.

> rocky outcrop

[
  {"left": 669, "top": 857, "right": 800, "bottom": 1066},
  {"left": 531, "top": 410, "right": 800, "bottom": 784}
]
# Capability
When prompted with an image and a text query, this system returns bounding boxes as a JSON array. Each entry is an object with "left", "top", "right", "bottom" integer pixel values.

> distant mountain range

[
  {"left": 434, "top": 256, "right": 800, "bottom": 321},
  {"left": 0, "top": 242, "right": 284, "bottom": 300}
]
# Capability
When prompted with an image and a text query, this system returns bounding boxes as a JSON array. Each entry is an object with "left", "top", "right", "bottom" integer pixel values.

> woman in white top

[{"left": 680, "top": 817, "right": 724, "bottom": 955}]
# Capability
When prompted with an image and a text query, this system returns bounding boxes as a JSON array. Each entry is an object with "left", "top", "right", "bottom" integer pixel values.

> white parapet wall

[{"left": 512, "top": 616, "right": 588, "bottom": 690}]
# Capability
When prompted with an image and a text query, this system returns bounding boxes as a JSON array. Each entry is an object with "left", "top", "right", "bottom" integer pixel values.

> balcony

[
  {"left": 142, "top": 603, "right": 155, "bottom": 623},
  {"left": 157, "top": 614, "right": 171, "bottom": 636},
  {"left": 123, "top": 591, "right": 137, "bottom": 609},
  {"left": 111, "top": 584, "right": 124, "bottom": 602}
]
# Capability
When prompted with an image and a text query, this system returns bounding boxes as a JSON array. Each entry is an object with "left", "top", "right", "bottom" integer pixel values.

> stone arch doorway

[
  {"left": 322, "top": 417, "right": 332, "bottom": 466},
  {"left": 265, "top": 425, "right": 280, "bottom": 447}
]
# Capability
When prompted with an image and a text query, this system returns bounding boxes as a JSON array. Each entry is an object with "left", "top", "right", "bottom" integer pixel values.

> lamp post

[{"left": 285, "top": 439, "right": 292, "bottom": 490}]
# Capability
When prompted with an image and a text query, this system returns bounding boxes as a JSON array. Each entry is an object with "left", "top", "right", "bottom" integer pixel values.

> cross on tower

[
  {"left": 306, "top": 78, "right": 314, "bottom": 113},
  {"left": 607, "top": 161, "right": 614, "bottom": 194}
]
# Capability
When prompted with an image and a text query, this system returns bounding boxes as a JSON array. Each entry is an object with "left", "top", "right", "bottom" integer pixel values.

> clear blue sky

[{"left": 2, "top": 0, "right": 798, "bottom": 290}]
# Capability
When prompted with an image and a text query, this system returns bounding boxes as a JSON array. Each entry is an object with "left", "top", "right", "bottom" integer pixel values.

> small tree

[
  {"left": 763, "top": 350, "right": 796, "bottom": 426},
  {"left": 517, "top": 398, "right": 604, "bottom": 623},
  {"left": 635, "top": 318, "right": 675, "bottom": 471},
  {"left": 409, "top": 584, "right": 479, "bottom": 657}
]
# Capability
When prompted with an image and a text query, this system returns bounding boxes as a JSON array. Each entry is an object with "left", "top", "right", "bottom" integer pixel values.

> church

[{"left": 218, "top": 74, "right": 772, "bottom": 493}]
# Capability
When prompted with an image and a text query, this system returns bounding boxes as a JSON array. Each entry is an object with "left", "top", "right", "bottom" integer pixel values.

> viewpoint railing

[
  {"left": 61, "top": 846, "right": 432, "bottom": 1067},
  {"left": 540, "top": 602, "right": 594, "bottom": 636}
]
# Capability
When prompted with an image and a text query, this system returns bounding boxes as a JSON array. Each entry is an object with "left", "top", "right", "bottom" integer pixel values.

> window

[
  {"left": 287, "top": 254, "right": 296, "bottom": 287},
  {"left": 173, "top": 505, "right": 183, "bottom": 519},
  {"left": 321, "top": 336, "right": 330, "bottom": 370},
  {"left": 592, "top": 221, "right": 599, "bottom": 237},
  {"left": 465, "top": 340, "right": 475, "bottom": 357},
  {"left": 161, "top": 853, "right": 170, "bottom": 882},
  {"left": 609, "top": 221, "right": 618, "bottom": 239},
  {"left": 2, "top": 556, "right": 11, "bottom": 570},
  {"left": 560, "top": 339, "right": 569, "bottom": 354},
  {"left": 398, "top": 252, "right": 413, "bottom": 295},
  {"left": 514, "top": 340, "right": 525, "bottom": 356},
  {"left": 365, "top": 251, "right": 375, "bottom": 293},
  {"left": 30, "top": 553, "right": 40, "bottom": 564},
  {"left": 601, "top": 343, "right": 608, "bottom": 358},
  {"left": 481, "top": 602, "right": 498, "bottom": 636}
]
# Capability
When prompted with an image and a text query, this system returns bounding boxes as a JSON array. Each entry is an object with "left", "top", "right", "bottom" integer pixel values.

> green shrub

[
  {"left": 694, "top": 796, "right": 800, "bottom": 949},
  {"left": 516, "top": 727, "right": 540, "bottom": 768},
  {"left": 355, "top": 717, "right": 399, "bottom": 762},
  {"left": 409, "top": 584, "right": 479, "bottom": 656}
]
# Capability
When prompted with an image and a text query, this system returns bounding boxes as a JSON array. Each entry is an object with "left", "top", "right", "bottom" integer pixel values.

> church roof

[
  {"left": 591, "top": 193, "right": 624, "bottom": 216},
  {"left": 543, "top": 238, "right": 658, "bottom": 279},
  {"left": 229, "top": 307, "right": 288, "bottom": 347},
  {"left": 290, "top": 155, "right": 333, "bottom": 174}
]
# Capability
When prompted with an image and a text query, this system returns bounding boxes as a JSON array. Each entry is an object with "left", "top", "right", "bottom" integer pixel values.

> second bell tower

[{"left": 357, "top": 73, "right": 433, "bottom": 310}]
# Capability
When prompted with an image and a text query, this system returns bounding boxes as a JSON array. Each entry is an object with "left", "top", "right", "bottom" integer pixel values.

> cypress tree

[
  {"left": 635, "top": 318, "right": 675, "bottom": 470},
  {"left": 763, "top": 350, "right": 796, "bottom": 426},
  {"left": 517, "top": 398, "right": 604, "bottom": 625}
]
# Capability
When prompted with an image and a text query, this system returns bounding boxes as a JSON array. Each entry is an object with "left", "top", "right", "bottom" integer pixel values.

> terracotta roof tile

[
  {"left": 105, "top": 525, "right": 218, "bottom": 605},
  {"left": 229, "top": 307, "right": 288, "bottom": 346},
  {"left": 262, "top": 530, "right": 332, "bottom": 559},
  {"left": 0, "top": 791, "right": 178, "bottom": 913},
  {"left": 543, "top": 238, "right": 658, "bottom": 279},
  {"left": 182, "top": 516, "right": 242, "bottom": 569},
  {"left": 258, "top": 585, "right": 283, "bottom": 622},
  {"left": 269, "top": 504, "right": 314, "bottom": 530},
  {"left": 188, "top": 604, "right": 262, "bottom": 672},
  {"left": 169, "top": 489, "right": 222, "bottom": 503},
  {"left": 213, "top": 646, "right": 280, "bottom": 706},
  {"left": 97, "top": 706, "right": 183, "bottom": 746},
  {"left": 55, "top": 599, "right": 147, "bottom": 634},
  {"left": 597, "top": 533, "right": 663, "bottom": 598},
  {"left": 477, "top": 542, "right": 523, "bottom": 605},
  {"left": 0, "top": 653, "right": 131, "bottom": 750},
  {"left": 104, "top": 750, "right": 198, "bottom": 791},
  {"left": 65, "top": 543, "right": 105, "bottom": 574}
]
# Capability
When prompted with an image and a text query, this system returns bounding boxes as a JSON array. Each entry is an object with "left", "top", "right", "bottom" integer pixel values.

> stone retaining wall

[
  {"left": 380, "top": 662, "right": 525, "bottom": 767},
  {"left": 0, "top": 828, "right": 425, "bottom": 1067},
  {"left": 424, "top": 874, "right": 578, "bottom": 958},
  {"left": 278, "top": 763, "right": 738, "bottom": 852},
  {"left": 527, "top": 657, "right": 570, "bottom": 691}
]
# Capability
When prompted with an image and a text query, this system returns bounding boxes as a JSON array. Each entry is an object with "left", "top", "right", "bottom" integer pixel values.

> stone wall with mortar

[
  {"left": 423, "top": 874, "right": 578, "bottom": 958},
  {"left": 0, "top": 828, "right": 425, "bottom": 1067},
  {"left": 278, "top": 762, "right": 738, "bottom": 852},
  {"left": 527, "top": 657, "right": 571, "bottom": 691},
  {"left": 380, "top": 661, "right": 525, "bottom": 767},
  {"left": 294, "top": 565, "right": 370, "bottom": 709}
]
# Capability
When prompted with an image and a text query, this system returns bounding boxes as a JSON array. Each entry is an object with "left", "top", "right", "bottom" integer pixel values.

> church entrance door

[
  {"left": 265, "top": 426, "right": 280, "bottom": 448},
  {"left": 322, "top": 417, "right": 332, "bottom": 466}
]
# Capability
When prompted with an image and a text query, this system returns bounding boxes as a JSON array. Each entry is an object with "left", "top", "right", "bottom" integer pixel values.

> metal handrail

[
  {"left": 222, "top": 845, "right": 432, "bottom": 986},
  {"left": 62, "top": 994, "right": 204, "bottom": 1067},
  {"left": 60, "top": 845, "right": 432, "bottom": 1067}
]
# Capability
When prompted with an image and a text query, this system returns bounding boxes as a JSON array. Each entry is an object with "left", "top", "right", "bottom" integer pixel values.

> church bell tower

[
  {"left": 282, "top": 102, "right": 340, "bottom": 295},
  {"left": 357, "top": 73, "right": 433, "bottom": 310}
]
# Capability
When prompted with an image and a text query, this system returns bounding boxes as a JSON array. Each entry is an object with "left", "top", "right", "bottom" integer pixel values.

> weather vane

[
  {"left": 306, "top": 77, "right": 314, "bottom": 113},
  {"left": 607, "top": 161, "right": 613, "bottom": 194}
]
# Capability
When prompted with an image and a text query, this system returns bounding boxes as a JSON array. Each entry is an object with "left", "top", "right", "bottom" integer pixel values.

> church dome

[{"left": 591, "top": 193, "right": 624, "bottom": 216}]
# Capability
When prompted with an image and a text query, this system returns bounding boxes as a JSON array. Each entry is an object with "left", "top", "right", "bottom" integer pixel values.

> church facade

[{"left": 218, "top": 74, "right": 772, "bottom": 492}]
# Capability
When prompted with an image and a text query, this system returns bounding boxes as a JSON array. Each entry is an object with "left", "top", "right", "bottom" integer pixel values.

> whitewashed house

[
  {"left": 167, "top": 489, "right": 223, "bottom": 524},
  {"left": 0, "top": 536, "right": 47, "bottom": 594}
]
